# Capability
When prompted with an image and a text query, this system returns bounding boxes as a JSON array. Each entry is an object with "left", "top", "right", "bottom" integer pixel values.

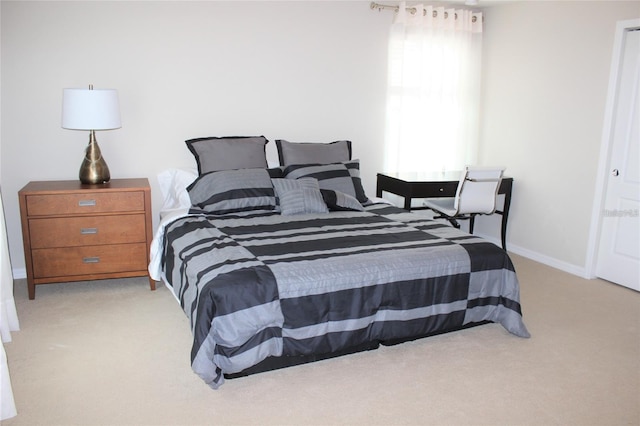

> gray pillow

[
  {"left": 283, "top": 160, "right": 369, "bottom": 204},
  {"left": 187, "top": 168, "right": 277, "bottom": 215},
  {"left": 186, "top": 136, "right": 268, "bottom": 175},
  {"left": 276, "top": 139, "right": 351, "bottom": 167},
  {"left": 271, "top": 178, "right": 328, "bottom": 216}
]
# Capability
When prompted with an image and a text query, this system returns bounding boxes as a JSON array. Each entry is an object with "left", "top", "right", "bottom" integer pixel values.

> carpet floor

[{"left": 2, "top": 254, "right": 639, "bottom": 426}]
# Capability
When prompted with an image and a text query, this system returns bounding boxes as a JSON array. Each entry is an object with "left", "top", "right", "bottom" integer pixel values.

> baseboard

[
  {"left": 475, "top": 233, "right": 589, "bottom": 279},
  {"left": 12, "top": 268, "right": 26, "bottom": 280}
]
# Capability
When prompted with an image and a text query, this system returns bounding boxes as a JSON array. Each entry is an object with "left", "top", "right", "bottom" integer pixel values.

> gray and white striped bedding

[{"left": 161, "top": 203, "right": 530, "bottom": 389}]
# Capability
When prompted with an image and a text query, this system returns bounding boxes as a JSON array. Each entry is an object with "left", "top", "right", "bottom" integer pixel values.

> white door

[{"left": 596, "top": 26, "right": 640, "bottom": 291}]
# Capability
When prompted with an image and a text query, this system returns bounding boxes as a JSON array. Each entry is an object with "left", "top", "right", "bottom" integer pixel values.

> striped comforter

[{"left": 161, "top": 203, "right": 530, "bottom": 389}]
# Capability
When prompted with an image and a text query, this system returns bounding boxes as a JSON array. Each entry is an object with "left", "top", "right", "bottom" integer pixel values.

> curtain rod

[
  {"left": 370, "top": 2, "right": 402, "bottom": 13},
  {"left": 370, "top": 2, "right": 480, "bottom": 20}
]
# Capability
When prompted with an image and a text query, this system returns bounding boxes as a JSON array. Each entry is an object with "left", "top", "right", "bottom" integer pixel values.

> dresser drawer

[
  {"left": 25, "top": 191, "right": 145, "bottom": 216},
  {"left": 32, "top": 243, "right": 148, "bottom": 279},
  {"left": 28, "top": 214, "right": 146, "bottom": 249}
]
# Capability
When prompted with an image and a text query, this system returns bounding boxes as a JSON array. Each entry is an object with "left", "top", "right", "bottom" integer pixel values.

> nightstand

[{"left": 18, "top": 178, "right": 155, "bottom": 299}]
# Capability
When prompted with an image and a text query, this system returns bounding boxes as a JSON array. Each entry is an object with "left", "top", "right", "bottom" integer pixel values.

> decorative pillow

[
  {"left": 186, "top": 136, "right": 269, "bottom": 175},
  {"left": 276, "top": 139, "right": 352, "bottom": 167},
  {"left": 187, "top": 168, "right": 276, "bottom": 215},
  {"left": 283, "top": 160, "right": 369, "bottom": 204},
  {"left": 271, "top": 178, "right": 329, "bottom": 216},
  {"left": 320, "top": 189, "right": 364, "bottom": 211}
]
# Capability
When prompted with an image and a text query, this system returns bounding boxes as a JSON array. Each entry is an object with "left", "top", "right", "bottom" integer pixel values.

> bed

[{"left": 149, "top": 136, "right": 530, "bottom": 389}]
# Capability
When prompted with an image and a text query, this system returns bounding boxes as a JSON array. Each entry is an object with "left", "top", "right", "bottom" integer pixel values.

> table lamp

[{"left": 62, "top": 84, "right": 121, "bottom": 184}]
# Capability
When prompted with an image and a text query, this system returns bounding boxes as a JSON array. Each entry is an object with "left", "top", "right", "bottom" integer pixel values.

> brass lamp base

[{"left": 79, "top": 130, "right": 111, "bottom": 184}]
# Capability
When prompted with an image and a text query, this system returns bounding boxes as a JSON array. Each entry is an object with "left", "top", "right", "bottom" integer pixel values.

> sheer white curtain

[
  {"left": 1, "top": 188, "right": 19, "bottom": 420},
  {"left": 384, "top": 2, "right": 483, "bottom": 173}
]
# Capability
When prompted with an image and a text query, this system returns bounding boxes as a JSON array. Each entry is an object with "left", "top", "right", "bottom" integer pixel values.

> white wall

[
  {"left": 1, "top": 0, "right": 639, "bottom": 278},
  {"left": 0, "top": 1, "right": 391, "bottom": 273},
  {"left": 476, "top": 0, "right": 639, "bottom": 275}
]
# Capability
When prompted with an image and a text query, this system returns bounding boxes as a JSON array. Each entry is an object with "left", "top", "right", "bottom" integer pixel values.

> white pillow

[{"left": 157, "top": 168, "right": 198, "bottom": 212}]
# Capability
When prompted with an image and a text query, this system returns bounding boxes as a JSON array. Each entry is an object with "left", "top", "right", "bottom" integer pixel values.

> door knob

[{"left": 612, "top": 169, "right": 620, "bottom": 176}]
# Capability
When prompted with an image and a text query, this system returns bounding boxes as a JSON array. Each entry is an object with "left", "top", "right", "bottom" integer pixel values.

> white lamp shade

[{"left": 62, "top": 88, "right": 121, "bottom": 130}]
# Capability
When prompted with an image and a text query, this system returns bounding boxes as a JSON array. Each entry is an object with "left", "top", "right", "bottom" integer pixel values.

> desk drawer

[
  {"left": 29, "top": 214, "right": 146, "bottom": 249},
  {"left": 32, "top": 243, "right": 147, "bottom": 278},
  {"left": 26, "top": 191, "right": 144, "bottom": 216}
]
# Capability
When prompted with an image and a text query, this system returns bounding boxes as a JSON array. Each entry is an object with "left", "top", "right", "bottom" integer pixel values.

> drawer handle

[
  {"left": 78, "top": 199, "right": 96, "bottom": 207},
  {"left": 80, "top": 228, "right": 98, "bottom": 235},
  {"left": 83, "top": 257, "right": 100, "bottom": 264}
]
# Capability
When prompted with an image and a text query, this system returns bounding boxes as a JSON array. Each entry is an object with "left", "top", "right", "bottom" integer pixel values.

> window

[{"left": 384, "top": 4, "right": 483, "bottom": 173}]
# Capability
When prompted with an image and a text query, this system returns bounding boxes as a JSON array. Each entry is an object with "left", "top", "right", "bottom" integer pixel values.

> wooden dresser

[{"left": 18, "top": 178, "right": 155, "bottom": 299}]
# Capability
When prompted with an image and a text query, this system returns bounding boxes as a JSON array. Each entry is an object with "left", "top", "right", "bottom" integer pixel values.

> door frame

[{"left": 586, "top": 18, "right": 640, "bottom": 279}]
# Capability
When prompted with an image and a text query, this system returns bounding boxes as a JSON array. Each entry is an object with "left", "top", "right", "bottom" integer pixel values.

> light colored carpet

[{"left": 2, "top": 254, "right": 639, "bottom": 426}]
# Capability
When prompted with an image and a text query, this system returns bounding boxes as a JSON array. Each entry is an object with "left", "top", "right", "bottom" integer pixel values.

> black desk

[{"left": 376, "top": 171, "right": 513, "bottom": 251}]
